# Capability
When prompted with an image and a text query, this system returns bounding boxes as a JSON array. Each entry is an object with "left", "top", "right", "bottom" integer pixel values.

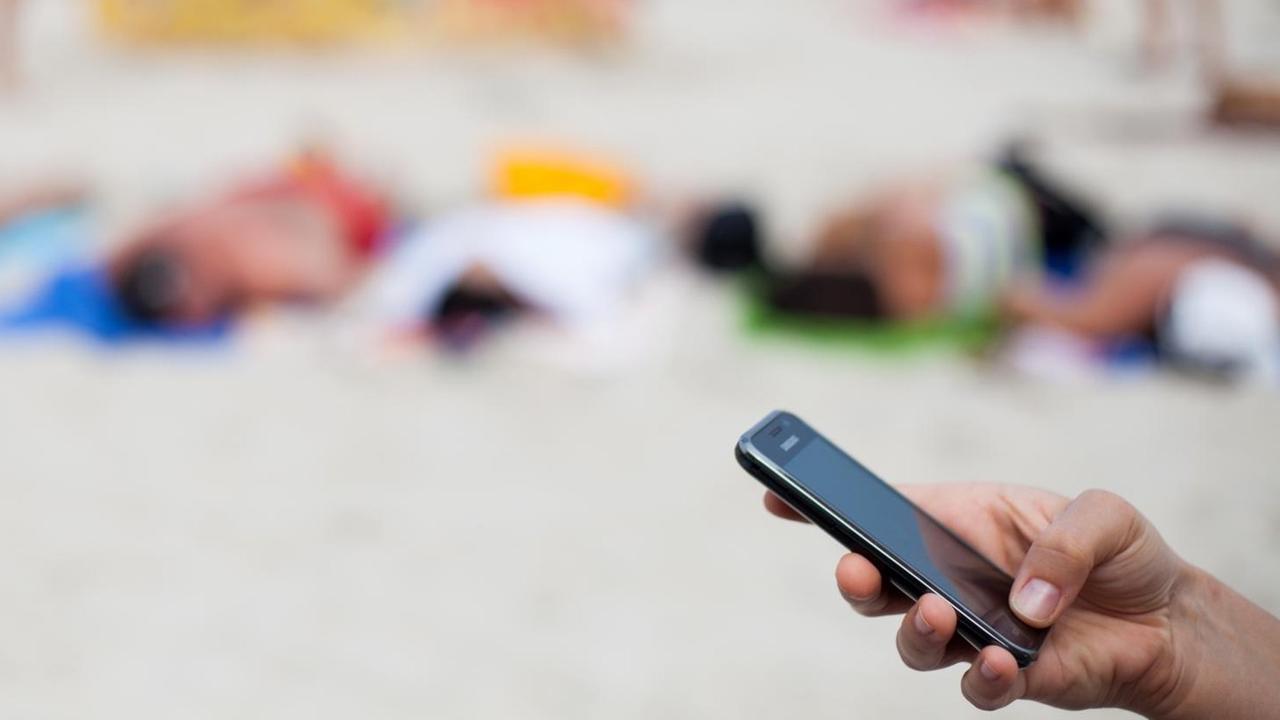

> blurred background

[{"left": 1, "top": 1, "right": 1279, "bottom": 717}]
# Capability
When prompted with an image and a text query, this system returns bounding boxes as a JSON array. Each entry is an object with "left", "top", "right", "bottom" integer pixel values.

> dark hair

[
  {"left": 766, "top": 270, "right": 884, "bottom": 320},
  {"left": 430, "top": 280, "right": 524, "bottom": 350},
  {"left": 692, "top": 202, "right": 763, "bottom": 272},
  {"left": 114, "top": 248, "right": 186, "bottom": 325}
]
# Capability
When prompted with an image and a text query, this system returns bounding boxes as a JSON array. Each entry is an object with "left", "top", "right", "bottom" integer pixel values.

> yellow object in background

[
  {"left": 96, "top": 0, "right": 627, "bottom": 46},
  {"left": 429, "top": 0, "right": 625, "bottom": 47},
  {"left": 493, "top": 147, "right": 634, "bottom": 208},
  {"left": 97, "top": 0, "right": 411, "bottom": 44}
]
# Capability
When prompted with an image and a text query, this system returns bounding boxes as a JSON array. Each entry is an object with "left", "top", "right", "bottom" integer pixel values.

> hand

[{"left": 765, "top": 484, "right": 1211, "bottom": 716}]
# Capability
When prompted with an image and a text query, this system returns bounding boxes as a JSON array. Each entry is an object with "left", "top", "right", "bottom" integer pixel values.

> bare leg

[{"left": 1002, "top": 242, "right": 1218, "bottom": 339}]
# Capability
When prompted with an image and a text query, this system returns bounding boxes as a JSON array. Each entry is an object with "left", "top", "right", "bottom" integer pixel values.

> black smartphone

[{"left": 736, "top": 410, "right": 1046, "bottom": 667}]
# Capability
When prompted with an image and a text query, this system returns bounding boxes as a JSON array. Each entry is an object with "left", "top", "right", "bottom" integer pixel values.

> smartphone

[{"left": 736, "top": 410, "right": 1046, "bottom": 667}]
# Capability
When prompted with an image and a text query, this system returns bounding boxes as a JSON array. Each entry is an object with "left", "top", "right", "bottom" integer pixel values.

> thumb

[{"left": 1010, "top": 489, "right": 1141, "bottom": 627}]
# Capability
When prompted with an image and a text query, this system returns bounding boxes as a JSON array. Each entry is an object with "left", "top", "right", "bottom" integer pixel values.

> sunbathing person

[
  {"left": 1004, "top": 218, "right": 1280, "bottom": 380},
  {"left": 108, "top": 152, "right": 390, "bottom": 328},
  {"left": 358, "top": 195, "right": 653, "bottom": 352},
  {"left": 689, "top": 148, "right": 1279, "bottom": 381},
  {"left": 347, "top": 145, "right": 657, "bottom": 354},
  {"left": 695, "top": 147, "right": 1106, "bottom": 324},
  {"left": 1, "top": 152, "right": 392, "bottom": 341}
]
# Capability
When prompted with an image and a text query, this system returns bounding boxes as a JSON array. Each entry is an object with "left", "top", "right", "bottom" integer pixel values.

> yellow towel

[
  {"left": 97, "top": 0, "right": 625, "bottom": 46},
  {"left": 492, "top": 146, "right": 633, "bottom": 209},
  {"left": 97, "top": 0, "right": 407, "bottom": 44}
]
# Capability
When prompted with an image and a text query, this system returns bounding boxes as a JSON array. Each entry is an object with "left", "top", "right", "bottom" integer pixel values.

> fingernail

[
  {"left": 912, "top": 610, "right": 934, "bottom": 636},
  {"left": 979, "top": 660, "right": 1000, "bottom": 682},
  {"left": 1012, "top": 578, "right": 1061, "bottom": 623}
]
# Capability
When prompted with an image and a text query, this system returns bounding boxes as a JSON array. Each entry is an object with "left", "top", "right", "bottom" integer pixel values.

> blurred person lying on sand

[
  {"left": 352, "top": 147, "right": 655, "bottom": 354},
  {"left": 688, "top": 147, "right": 1280, "bottom": 383},
  {"left": 0, "top": 151, "right": 392, "bottom": 342},
  {"left": 110, "top": 151, "right": 389, "bottom": 327}
]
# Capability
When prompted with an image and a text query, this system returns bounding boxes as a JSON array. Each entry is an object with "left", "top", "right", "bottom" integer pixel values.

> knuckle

[
  {"left": 1078, "top": 488, "right": 1136, "bottom": 520},
  {"left": 1034, "top": 534, "right": 1092, "bottom": 570}
]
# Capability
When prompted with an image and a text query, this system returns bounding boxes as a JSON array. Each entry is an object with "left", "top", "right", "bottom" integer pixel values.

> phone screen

[{"left": 758, "top": 421, "right": 1043, "bottom": 651}]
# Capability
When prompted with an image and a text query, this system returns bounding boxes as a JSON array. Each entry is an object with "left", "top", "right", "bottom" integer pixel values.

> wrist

[
  {"left": 1141, "top": 562, "right": 1211, "bottom": 720},
  {"left": 1147, "top": 563, "right": 1280, "bottom": 720}
]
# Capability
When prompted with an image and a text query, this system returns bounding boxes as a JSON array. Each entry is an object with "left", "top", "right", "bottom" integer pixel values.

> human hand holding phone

[{"left": 764, "top": 483, "right": 1280, "bottom": 718}]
